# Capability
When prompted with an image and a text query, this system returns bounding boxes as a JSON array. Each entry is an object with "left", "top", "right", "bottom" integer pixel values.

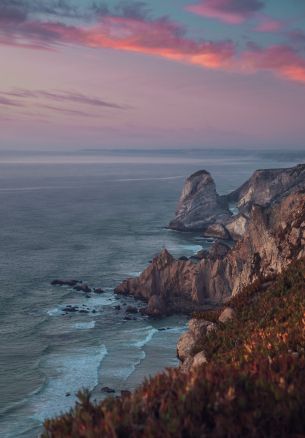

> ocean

[{"left": 0, "top": 148, "right": 303, "bottom": 437}]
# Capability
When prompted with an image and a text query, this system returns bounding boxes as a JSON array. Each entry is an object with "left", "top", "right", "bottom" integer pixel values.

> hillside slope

[{"left": 43, "top": 258, "right": 305, "bottom": 437}]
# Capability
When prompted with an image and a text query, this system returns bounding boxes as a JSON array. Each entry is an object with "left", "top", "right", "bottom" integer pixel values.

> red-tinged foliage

[{"left": 42, "top": 259, "right": 305, "bottom": 438}]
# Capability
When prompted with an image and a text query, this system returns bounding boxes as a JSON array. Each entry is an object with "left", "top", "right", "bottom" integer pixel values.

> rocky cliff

[
  {"left": 169, "top": 164, "right": 305, "bottom": 240},
  {"left": 168, "top": 170, "right": 231, "bottom": 231},
  {"left": 115, "top": 189, "right": 305, "bottom": 313}
]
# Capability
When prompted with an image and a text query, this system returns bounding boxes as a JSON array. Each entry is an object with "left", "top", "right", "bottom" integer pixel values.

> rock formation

[
  {"left": 169, "top": 164, "right": 305, "bottom": 240},
  {"left": 115, "top": 189, "right": 305, "bottom": 312},
  {"left": 168, "top": 170, "right": 231, "bottom": 231}
]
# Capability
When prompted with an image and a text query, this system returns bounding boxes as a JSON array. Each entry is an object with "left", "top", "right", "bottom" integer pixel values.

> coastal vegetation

[{"left": 43, "top": 257, "right": 305, "bottom": 437}]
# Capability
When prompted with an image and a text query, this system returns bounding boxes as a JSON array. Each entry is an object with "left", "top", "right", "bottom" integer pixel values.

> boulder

[
  {"left": 188, "top": 318, "right": 213, "bottom": 338},
  {"left": 218, "top": 307, "right": 235, "bottom": 323},
  {"left": 177, "top": 331, "right": 196, "bottom": 362},
  {"left": 208, "top": 241, "right": 231, "bottom": 258}
]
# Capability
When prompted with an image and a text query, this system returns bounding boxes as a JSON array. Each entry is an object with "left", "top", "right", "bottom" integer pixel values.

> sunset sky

[{"left": 1, "top": 0, "right": 305, "bottom": 150}]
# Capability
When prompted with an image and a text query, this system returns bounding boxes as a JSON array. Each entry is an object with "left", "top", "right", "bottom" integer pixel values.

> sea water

[{"left": 0, "top": 148, "right": 303, "bottom": 437}]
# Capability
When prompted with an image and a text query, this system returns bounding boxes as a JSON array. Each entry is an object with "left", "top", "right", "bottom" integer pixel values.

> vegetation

[{"left": 43, "top": 259, "right": 305, "bottom": 437}]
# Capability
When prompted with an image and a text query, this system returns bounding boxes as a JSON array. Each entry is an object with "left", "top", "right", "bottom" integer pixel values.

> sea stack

[{"left": 168, "top": 170, "right": 231, "bottom": 231}]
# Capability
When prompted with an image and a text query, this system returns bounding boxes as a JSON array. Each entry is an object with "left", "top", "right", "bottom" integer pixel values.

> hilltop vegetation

[{"left": 43, "top": 258, "right": 305, "bottom": 437}]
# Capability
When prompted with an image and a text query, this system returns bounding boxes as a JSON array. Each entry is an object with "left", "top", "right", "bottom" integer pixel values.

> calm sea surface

[{"left": 0, "top": 148, "right": 303, "bottom": 437}]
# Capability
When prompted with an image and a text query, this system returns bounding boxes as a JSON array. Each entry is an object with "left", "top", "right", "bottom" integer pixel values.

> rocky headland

[{"left": 115, "top": 164, "right": 305, "bottom": 315}]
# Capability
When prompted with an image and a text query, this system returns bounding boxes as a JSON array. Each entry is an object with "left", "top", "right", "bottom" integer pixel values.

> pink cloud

[
  {"left": 242, "top": 45, "right": 305, "bottom": 83},
  {"left": 1, "top": 12, "right": 305, "bottom": 85},
  {"left": 187, "top": 0, "right": 264, "bottom": 24},
  {"left": 255, "top": 17, "right": 283, "bottom": 33},
  {"left": 0, "top": 16, "right": 235, "bottom": 69}
]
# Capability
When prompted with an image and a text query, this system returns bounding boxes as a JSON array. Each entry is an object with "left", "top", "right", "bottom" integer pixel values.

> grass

[{"left": 42, "top": 258, "right": 305, "bottom": 437}]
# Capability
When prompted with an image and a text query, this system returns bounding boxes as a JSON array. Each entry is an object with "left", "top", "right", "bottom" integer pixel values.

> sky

[{"left": 1, "top": 0, "right": 305, "bottom": 150}]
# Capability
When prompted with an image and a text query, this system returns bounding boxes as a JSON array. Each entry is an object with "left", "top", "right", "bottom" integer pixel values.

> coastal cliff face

[
  {"left": 169, "top": 164, "right": 305, "bottom": 240},
  {"left": 227, "top": 163, "right": 305, "bottom": 212},
  {"left": 168, "top": 170, "right": 231, "bottom": 231},
  {"left": 115, "top": 189, "right": 305, "bottom": 312}
]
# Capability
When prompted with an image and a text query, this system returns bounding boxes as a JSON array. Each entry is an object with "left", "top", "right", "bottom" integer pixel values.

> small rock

[
  {"left": 79, "top": 309, "right": 89, "bottom": 314},
  {"left": 51, "top": 279, "right": 80, "bottom": 287},
  {"left": 188, "top": 319, "right": 213, "bottom": 338},
  {"left": 179, "top": 256, "right": 188, "bottom": 261},
  {"left": 94, "top": 288, "right": 105, "bottom": 294},
  {"left": 74, "top": 284, "right": 91, "bottom": 293},
  {"left": 121, "top": 390, "right": 131, "bottom": 397},
  {"left": 114, "top": 305, "right": 121, "bottom": 310},
  {"left": 126, "top": 306, "right": 138, "bottom": 314},
  {"left": 101, "top": 387, "right": 115, "bottom": 394},
  {"left": 65, "top": 392, "right": 71, "bottom": 397},
  {"left": 218, "top": 307, "right": 235, "bottom": 323}
]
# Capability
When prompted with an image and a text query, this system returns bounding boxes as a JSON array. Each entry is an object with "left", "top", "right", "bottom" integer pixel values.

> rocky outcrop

[
  {"left": 168, "top": 170, "right": 231, "bottom": 231},
  {"left": 226, "top": 163, "right": 305, "bottom": 213},
  {"left": 177, "top": 318, "right": 215, "bottom": 371},
  {"left": 169, "top": 164, "right": 305, "bottom": 241},
  {"left": 115, "top": 190, "right": 305, "bottom": 310}
]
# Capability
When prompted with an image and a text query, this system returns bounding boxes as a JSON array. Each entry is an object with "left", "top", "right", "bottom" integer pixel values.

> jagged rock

[
  {"left": 218, "top": 307, "right": 235, "bottom": 323},
  {"left": 226, "top": 164, "right": 305, "bottom": 213},
  {"left": 115, "top": 190, "right": 305, "bottom": 310},
  {"left": 177, "top": 331, "right": 196, "bottom": 362},
  {"left": 192, "top": 351, "right": 208, "bottom": 368},
  {"left": 168, "top": 170, "right": 231, "bottom": 231},
  {"left": 179, "top": 256, "right": 188, "bottom": 261},
  {"left": 203, "top": 223, "right": 230, "bottom": 240}
]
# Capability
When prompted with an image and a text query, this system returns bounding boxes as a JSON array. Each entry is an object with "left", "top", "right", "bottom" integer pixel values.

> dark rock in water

[
  {"left": 168, "top": 170, "right": 231, "bottom": 231},
  {"left": 123, "top": 316, "right": 132, "bottom": 321},
  {"left": 179, "top": 256, "right": 188, "bottom": 261},
  {"left": 114, "top": 305, "right": 121, "bottom": 310},
  {"left": 65, "top": 392, "right": 71, "bottom": 397},
  {"left": 125, "top": 306, "right": 138, "bottom": 314},
  {"left": 51, "top": 279, "right": 80, "bottom": 287},
  {"left": 94, "top": 288, "right": 105, "bottom": 294},
  {"left": 79, "top": 309, "right": 89, "bottom": 314},
  {"left": 63, "top": 306, "right": 78, "bottom": 313},
  {"left": 73, "top": 284, "right": 91, "bottom": 293},
  {"left": 121, "top": 390, "right": 131, "bottom": 397},
  {"left": 101, "top": 387, "right": 115, "bottom": 394},
  {"left": 92, "top": 309, "right": 97, "bottom": 313}
]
